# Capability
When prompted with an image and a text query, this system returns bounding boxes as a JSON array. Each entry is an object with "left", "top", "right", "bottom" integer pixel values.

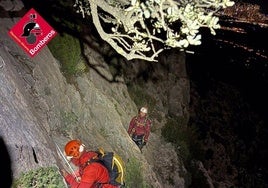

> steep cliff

[{"left": 0, "top": 1, "right": 187, "bottom": 187}]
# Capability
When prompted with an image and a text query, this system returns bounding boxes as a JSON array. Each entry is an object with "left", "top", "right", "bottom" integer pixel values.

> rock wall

[
  {"left": 0, "top": 1, "right": 188, "bottom": 187},
  {"left": 0, "top": 1, "right": 150, "bottom": 184},
  {"left": 121, "top": 49, "right": 190, "bottom": 187}
]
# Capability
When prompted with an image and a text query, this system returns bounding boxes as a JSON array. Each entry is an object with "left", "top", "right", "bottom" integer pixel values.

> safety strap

[{"left": 134, "top": 116, "right": 148, "bottom": 126}]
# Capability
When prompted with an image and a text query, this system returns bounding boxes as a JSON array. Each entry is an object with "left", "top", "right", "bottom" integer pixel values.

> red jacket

[
  {"left": 127, "top": 115, "right": 151, "bottom": 142},
  {"left": 65, "top": 152, "right": 118, "bottom": 188}
]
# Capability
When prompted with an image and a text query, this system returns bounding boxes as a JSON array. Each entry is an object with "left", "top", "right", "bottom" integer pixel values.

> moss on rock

[{"left": 12, "top": 166, "right": 66, "bottom": 188}]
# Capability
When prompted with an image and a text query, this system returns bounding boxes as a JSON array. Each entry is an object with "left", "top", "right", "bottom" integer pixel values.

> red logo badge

[{"left": 8, "top": 8, "right": 57, "bottom": 57}]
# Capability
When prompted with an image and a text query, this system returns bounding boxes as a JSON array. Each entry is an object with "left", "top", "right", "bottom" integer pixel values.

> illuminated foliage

[{"left": 74, "top": 0, "right": 234, "bottom": 61}]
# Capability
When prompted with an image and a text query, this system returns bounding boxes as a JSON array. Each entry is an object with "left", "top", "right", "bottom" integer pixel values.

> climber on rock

[
  {"left": 61, "top": 139, "right": 119, "bottom": 188},
  {"left": 127, "top": 106, "right": 152, "bottom": 151}
]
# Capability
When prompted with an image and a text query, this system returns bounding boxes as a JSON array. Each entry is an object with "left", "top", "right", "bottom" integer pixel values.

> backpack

[{"left": 94, "top": 148, "right": 125, "bottom": 187}]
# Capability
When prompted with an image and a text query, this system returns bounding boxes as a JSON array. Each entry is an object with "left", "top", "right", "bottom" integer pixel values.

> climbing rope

[{"left": 0, "top": 55, "right": 5, "bottom": 69}]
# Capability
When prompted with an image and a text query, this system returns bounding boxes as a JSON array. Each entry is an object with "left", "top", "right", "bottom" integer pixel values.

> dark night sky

[{"left": 186, "top": 23, "right": 268, "bottom": 122}]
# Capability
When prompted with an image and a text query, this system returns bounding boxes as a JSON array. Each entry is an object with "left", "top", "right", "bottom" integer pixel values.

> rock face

[
  {"left": 0, "top": 1, "right": 187, "bottom": 187},
  {"left": 0, "top": 2, "right": 57, "bottom": 178},
  {"left": 121, "top": 49, "right": 190, "bottom": 187}
]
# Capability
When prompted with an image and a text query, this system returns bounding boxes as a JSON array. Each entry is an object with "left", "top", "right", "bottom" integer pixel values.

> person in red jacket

[
  {"left": 127, "top": 107, "right": 152, "bottom": 151},
  {"left": 62, "top": 140, "right": 118, "bottom": 188}
]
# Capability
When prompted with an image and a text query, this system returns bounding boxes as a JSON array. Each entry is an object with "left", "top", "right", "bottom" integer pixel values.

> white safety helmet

[{"left": 140, "top": 107, "right": 148, "bottom": 114}]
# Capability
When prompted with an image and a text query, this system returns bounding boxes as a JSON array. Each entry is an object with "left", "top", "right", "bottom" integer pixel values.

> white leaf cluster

[{"left": 74, "top": 0, "right": 235, "bottom": 61}]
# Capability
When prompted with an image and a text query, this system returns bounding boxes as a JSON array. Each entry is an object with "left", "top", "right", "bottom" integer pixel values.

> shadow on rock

[{"left": 0, "top": 137, "right": 13, "bottom": 188}]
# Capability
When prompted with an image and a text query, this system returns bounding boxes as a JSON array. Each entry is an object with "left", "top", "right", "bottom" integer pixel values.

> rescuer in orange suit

[{"left": 62, "top": 140, "right": 118, "bottom": 188}]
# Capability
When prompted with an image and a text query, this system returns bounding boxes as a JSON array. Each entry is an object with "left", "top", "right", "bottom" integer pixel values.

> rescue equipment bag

[{"left": 94, "top": 148, "right": 125, "bottom": 186}]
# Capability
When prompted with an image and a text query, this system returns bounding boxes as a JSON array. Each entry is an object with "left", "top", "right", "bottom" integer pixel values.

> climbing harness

[{"left": 132, "top": 135, "right": 145, "bottom": 151}]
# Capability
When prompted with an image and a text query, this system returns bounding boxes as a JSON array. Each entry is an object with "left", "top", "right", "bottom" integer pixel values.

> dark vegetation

[
  {"left": 21, "top": 0, "right": 123, "bottom": 83},
  {"left": 185, "top": 10, "right": 268, "bottom": 186}
]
